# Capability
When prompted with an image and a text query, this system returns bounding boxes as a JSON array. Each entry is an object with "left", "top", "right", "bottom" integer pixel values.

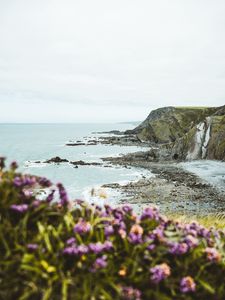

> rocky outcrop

[
  {"left": 126, "top": 105, "right": 225, "bottom": 161},
  {"left": 126, "top": 106, "right": 218, "bottom": 143},
  {"left": 170, "top": 107, "right": 225, "bottom": 161}
]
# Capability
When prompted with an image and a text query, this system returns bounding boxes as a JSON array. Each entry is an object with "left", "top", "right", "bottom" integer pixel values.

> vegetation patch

[{"left": 0, "top": 158, "right": 225, "bottom": 300}]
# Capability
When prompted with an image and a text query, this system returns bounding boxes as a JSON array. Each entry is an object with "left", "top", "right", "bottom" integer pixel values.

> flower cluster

[{"left": 1, "top": 159, "right": 225, "bottom": 300}]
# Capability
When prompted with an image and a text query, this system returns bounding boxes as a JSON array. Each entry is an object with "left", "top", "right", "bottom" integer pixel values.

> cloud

[{"left": 0, "top": 0, "right": 225, "bottom": 122}]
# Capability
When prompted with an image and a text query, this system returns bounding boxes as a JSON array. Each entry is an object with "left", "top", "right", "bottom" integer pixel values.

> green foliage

[{"left": 0, "top": 159, "right": 225, "bottom": 300}]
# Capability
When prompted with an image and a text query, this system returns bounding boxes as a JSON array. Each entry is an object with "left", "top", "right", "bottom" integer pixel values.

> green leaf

[{"left": 199, "top": 279, "right": 215, "bottom": 294}]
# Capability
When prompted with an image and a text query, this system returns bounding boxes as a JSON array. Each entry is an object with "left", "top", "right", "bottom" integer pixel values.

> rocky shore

[
  {"left": 65, "top": 134, "right": 152, "bottom": 147},
  {"left": 102, "top": 152, "right": 225, "bottom": 216}
]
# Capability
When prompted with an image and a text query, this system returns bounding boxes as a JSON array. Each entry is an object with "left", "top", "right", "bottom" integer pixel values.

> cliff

[
  {"left": 128, "top": 105, "right": 225, "bottom": 161},
  {"left": 171, "top": 106, "right": 225, "bottom": 160},
  {"left": 126, "top": 106, "right": 218, "bottom": 143}
]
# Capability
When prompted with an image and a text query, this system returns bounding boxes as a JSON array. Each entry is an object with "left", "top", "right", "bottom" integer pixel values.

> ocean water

[
  {"left": 0, "top": 123, "right": 150, "bottom": 202},
  {"left": 180, "top": 160, "right": 225, "bottom": 192}
]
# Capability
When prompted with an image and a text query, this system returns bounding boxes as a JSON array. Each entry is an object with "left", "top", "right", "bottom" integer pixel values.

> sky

[{"left": 0, "top": 0, "right": 225, "bottom": 123}]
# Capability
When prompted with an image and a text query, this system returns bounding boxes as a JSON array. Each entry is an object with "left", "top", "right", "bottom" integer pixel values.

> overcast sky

[{"left": 0, "top": 0, "right": 225, "bottom": 122}]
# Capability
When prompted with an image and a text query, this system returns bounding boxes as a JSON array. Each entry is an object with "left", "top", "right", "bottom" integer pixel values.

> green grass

[
  {"left": 175, "top": 106, "right": 211, "bottom": 110},
  {"left": 168, "top": 212, "right": 225, "bottom": 229}
]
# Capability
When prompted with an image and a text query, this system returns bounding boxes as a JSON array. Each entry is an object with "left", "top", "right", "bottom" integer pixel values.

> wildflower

[
  {"left": 77, "top": 244, "right": 89, "bottom": 255},
  {"left": 180, "top": 276, "right": 196, "bottom": 293},
  {"left": 122, "top": 205, "right": 133, "bottom": 214},
  {"left": 32, "top": 200, "right": 41, "bottom": 208},
  {"left": 23, "top": 189, "right": 33, "bottom": 198},
  {"left": 130, "top": 224, "right": 144, "bottom": 236},
  {"left": 150, "top": 263, "right": 171, "bottom": 284},
  {"left": 10, "top": 204, "right": 29, "bottom": 213},
  {"left": 57, "top": 183, "right": 69, "bottom": 206},
  {"left": 46, "top": 190, "right": 55, "bottom": 202},
  {"left": 27, "top": 243, "right": 38, "bottom": 251},
  {"left": 89, "top": 242, "right": 105, "bottom": 254},
  {"left": 91, "top": 256, "right": 107, "bottom": 271},
  {"left": 66, "top": 237, "right": 76, "bottom": 246},
  {"left": 168, "top": 242, "right": 188, "bottom": 255},
  {"left": 63, "top": 245, "right": 78, "bottom": 255},
  {"left": 121, "top": 286, "right": 142, "bottom": 300},
  {"left": 147, "top": 244, "right": 156, "bottom": 251},
  {"left": 114, "top": 208, "right": 124, "bottom": 220},
  {"left": 184, "top": 235, "right": 198, "bottom": 249},
  {"left": 128, "top": 232, "right": 142, "bottom": 244},
  {"left": 152, "top": 226, "right": 164, "bottom": 241},
  {"left": 141, "top": 207, "right": 159, "bottom": 220},
  {"left": 74, "top": 219, "right": 92, "bottom": 235},
  {"left": 118, "top": 229, "right": 127, "bottom": 239},
  {"left": 13, "top": 176, "right": 23, "bottom": 187},
  {"left": 205, "top": 247, "right": 221, "bottom": 262},
  {"left": 104, "top": 225, "right": 114, "bottom": 237},
  {"left": 103, "top": 240, "right": 113, "bottom": 251},
  {"left": 38, "top": 177, "right": 52, "bottom": 187}
]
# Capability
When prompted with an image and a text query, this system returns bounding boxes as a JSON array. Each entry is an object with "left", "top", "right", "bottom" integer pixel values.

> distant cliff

[{"left": 127, "top": 105, "right": 225, "bottom": 160}]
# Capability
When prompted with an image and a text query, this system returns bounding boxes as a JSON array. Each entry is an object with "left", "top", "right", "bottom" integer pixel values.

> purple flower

[
  {"left": 66, "top": 237, "right": 76, "bottom": 246},
  {"left": 104, "top": 225, "right": 114, "bottom": 237},
  {"left": 13, "top": 177, "right": 23, "bottom": 187},
  {"left": 122, "top": 205, "right": 133, "bottom": 214},
  {"left": 24, "top": 176, "right": 36, "bottom": 186},
  {"left": 180, "top": 276, "right": 196, "bottom": 293},
  {"left": 104, "top": 204, "right": 113, "bottom": 215},
  {"left": 121, "top": 286, "right": 142, "bottom": 300},
  {"left": 152, "top": 226, "right": 164, "bottom": 241},
  {"left": 38, "top": 177, "right": 52, "bottom": 187},
  {"left": 77, "top": 244, "right": 89, "bottom": 255},
  {"left": 103, "top": 240, "right": 113, "bottom": 251},
  {"left": 32, "top": 200, "right": 41, "bottom": 208},
  {"left": 147, "top": 244, "right": 156, "bottom": 251},
  {"left": 89, "top": 242, "right": 104, "bottom": 254},
  {"left": 27, "top": 243, "right": 38, "bottom": 251},
  {"left": 63, "top": 244, "right": 88, "bottom": 256},
  {"left": 74, "top": 219, "right": 92, "bottom": 235},
  {"left": 24, "top": 189, "right": 33, "bottom": 198},
  {"left": 205, "top": 247, "right": 221, "bottom": 262},
  {"left": 128, "top": 224, "right": 143, "bottom": 244},
  {"left": 57, "top": 183, "right": 69, "bottom": 206},
  {"left": 113, "top": 208, "right": 124, "bottom": 220},
  {"left": 184, "top": 235, "right": 199, "bottom": 249},
  {"left": 10, "top": 204, "right": 29, "bottom": 213},
  {"left": 168, "top": 242, "right": 188, "bottom": 255},
  {"left": 141, "top": 207, "right": 159, "bottom": 221},
  {"left": 128, "top": 232, "right": 142, "bottom": 244},
  {"left": 150, "top": 263, "right": 171, "bottom": 284},
  {"left": 63, "top": 245, "right": 78, "bottom": 255},
  {"left": 46, "top": 190, "right": 55, "bottom": 202},
  {"left": 91, "top": 256, "right": 107, "bottom": 271}
]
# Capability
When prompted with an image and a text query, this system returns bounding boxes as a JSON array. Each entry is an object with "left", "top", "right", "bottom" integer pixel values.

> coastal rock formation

[
  {"left": 171, "top": 107, "right": 225, "bottom": 160},
  {"left": 126, "top": 106, "right": 218, "bottom": 143},
  {"left": 45, "top": 157, "right": 69, "bottom": 163},
  {"left": 127, "top": 105, "right": 225, "bottom": 161}
]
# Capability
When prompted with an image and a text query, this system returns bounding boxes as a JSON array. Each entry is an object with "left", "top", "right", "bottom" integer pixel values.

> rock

[
  {"left": 66, "top": 142, "right": 86, "bottom": 146},
  {"left": 45, "top": 157, "right": 69, "bottom": 163},
  {"left": 70, "top": 160, "right": 102, "bottom": 166},
  {"left": 126, "top": 106, "right": 219, "bottom": 144}
]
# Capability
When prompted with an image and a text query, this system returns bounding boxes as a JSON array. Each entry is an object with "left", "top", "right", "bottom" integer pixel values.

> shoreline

[{"left": 101, "top": 152, "right": 225, "bottom": 216}]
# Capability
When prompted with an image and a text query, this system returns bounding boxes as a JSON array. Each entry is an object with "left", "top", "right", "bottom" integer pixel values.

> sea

[{"left": 0, "top": 123, "right": 151, "bottom": 204}]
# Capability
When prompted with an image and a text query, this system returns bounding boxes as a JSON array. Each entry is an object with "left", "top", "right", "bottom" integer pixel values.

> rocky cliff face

[
  {"left": 129, "top": 105, "right": 225, "bottom": 161},
  {"left": 127, "top": 106, "right": 218, "bottom": 144}
]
